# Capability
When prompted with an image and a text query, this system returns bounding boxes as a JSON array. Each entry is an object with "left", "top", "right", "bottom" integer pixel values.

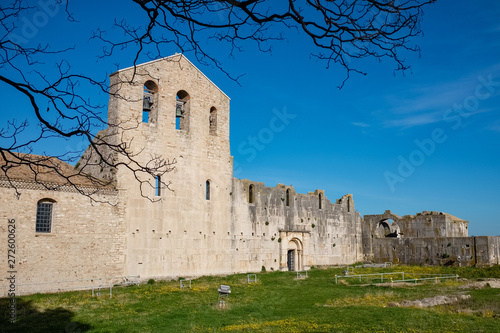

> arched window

[
  {"left": 319, "top": 193, "right": 322, "bottom": 209},
  {"left": 143, "top": 81, "right": 158, "bottom": 124},
  {"left": 248, "top": 184, "right": 254, "bottom": 204},
  {"left": 155, "top": 175, "right": 161, "bottom": 197},
  {"left": 286, "top": 189, "right": 290, "bottom": 207},
  {"left": 176, "top": 90, "right": 190, "bottom": 131},
  {"left": 209, "top": 106, "right": 217, "bottom": 134},
  {"left": 206, "top": 180, "right": 211, "bottom": 200},
  {"left": 36, "top": 199, "right": 55, "bottom": 233}
]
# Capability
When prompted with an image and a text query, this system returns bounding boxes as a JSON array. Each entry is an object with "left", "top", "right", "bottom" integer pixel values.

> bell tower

[{"left": 107, "top": 54, "right": 234, "bottom": 278}]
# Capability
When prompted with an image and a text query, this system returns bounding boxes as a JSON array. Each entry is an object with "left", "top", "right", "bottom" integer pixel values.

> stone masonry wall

[
  {"left": 0, "top": 184, "right": 125, "bottom": 296},
  {"left": 364, "top": 210, "right": 468, "bottom": 240},
  {"left": 475, "top": 236, "right": 500, "bottom": 266},
  {"left": 371, "top": 236, "right": 500, "bottom": 267},
  {"left": 372, "top": 237, "right": 476, "bottom": 266},
  {"left": 106, "top": 55, "right": 235, "bottom": 280},
  {"left": 397, "top": 212, "right": 469, "bottom": 238},
  {"left": 231, "top": 179, "right": 363, "bottom": 272}
]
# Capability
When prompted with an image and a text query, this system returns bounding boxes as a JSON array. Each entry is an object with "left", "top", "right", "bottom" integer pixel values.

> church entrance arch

[{"left": 287, "top": 238, "right": 303, "bottom": 271}]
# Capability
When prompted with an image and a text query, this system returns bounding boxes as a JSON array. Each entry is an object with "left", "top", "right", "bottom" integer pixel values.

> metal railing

[
  {"left": 0, "top": 275, "right": 140, "bottom": 297},
  {"left": 296, "top": 270, "right": 308, "bottom": 279},
  {"left": 247, "top": 274, "right": 257, "bottom": 284},
  {"left": 180, "top": 279, "right": 191, "bottom": 289},
  {"left": 335, "top": 272, "right": 458, "bottom": 285}
]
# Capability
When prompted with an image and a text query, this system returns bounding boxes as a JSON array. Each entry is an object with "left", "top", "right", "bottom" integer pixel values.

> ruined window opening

[
  {"left": 379, "top": 219, "right": 399, "bottom": 238},
  {"left": 155, "top": 175, "right": 161, "bottom": 197},
  {"left": 143, "top": 81, "right": 158, "bottom": 124},
  {"left": 347, "top": 196, "right": 351, "bottom": 212},
  {"left": 36, "top": 199, "right": 55, "bottom": 233},
  {"left": 248, "top": 184, "right": 255, "bottom": 204},
  {"left": 286, "top": 189, "right": 291, "bottom": 207},
  {"left": 206, "top": 180, "right": 211, "bottom": 200},
  {"left": 318, "top": 193, "right": 322, "bottom": 209},
  {"left": 176, "top": 90, "right": 190, "bottom": 131},
  {"left": 209, "top": 106, "right": 217, "bottom": 135}
]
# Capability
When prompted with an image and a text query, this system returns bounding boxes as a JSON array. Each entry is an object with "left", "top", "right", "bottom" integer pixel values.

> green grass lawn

[{"left": 1, "top": 265, "right": 499, "bottom": 332}]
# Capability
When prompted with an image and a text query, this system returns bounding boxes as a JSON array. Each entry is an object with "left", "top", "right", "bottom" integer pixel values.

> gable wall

[{"left": 107, "top": 55, "right": 235, "bottom": 279}]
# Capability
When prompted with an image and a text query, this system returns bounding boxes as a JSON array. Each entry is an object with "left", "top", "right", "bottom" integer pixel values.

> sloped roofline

[
  {"left": 0, "top": 152, "right": 114, "bottom": 189},
  {"left": 111, "top": 53, "right": 230, "bottom": 99},
  {"left": 442, "top": 212, "right": 466, "bottom": 222}
]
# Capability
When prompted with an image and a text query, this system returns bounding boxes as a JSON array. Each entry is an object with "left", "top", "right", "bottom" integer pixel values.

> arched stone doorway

[{"left": 287, "top": 238, "right": 303, "bottom": 271}]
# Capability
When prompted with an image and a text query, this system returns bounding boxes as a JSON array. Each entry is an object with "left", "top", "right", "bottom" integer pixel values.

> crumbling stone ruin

[
  {"left": 1, "top": 54, "right": 498, "bottom": 294},
  {"left": 364, "top": 210, "right": 499, "bottom": 266}
]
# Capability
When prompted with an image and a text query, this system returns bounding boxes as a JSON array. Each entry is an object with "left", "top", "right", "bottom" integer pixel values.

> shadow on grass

[{"left": 0, "top": 297, "right": 91, "bottom": 332}]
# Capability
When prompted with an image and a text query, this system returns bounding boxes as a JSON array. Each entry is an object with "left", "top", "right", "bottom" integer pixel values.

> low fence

[{"left": 335, "top": 272, "right": 458, "bottom": 285}]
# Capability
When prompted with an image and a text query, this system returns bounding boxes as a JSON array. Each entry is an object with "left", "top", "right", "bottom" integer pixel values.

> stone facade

[
  {"left": 0, "top": 181, "right": 125, "bottom": 294},
  {"left": 231, "top": 180, "right": 362, "bottom": 272},
  {"left": 1, "top": 54, "right": 498, "bottom": 295}
]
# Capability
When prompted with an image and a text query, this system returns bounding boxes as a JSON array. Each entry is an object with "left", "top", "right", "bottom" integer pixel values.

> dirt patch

[
  {"left": 388, "top": 295, "right": 470, "bottom": 308},
  {"left": 459, "top": 278, "right": 500, "bottom": 289}
]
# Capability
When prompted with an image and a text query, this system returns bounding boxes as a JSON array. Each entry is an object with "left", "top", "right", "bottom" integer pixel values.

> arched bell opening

[
  {"left": 176, "top": 90, "right": 190, "bottom": 130},
  {"left": 143, "top": 81, "right": 158, "bottom": 124}
]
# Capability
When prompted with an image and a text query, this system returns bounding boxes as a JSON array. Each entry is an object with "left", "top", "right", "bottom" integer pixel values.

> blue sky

[{"left": 2, "top": 0, "right": 499, "bottom": 235}]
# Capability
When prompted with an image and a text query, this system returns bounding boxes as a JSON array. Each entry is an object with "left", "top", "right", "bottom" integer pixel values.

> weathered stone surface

[
  {"left": 458, "top": 278, "right": 500, "bottom": 289},
  {"left": 363, "top": 211, "right": 500, "bottom": 266},
  {"left": 0, "top": 184, "right": 125, "bottom": 293}
]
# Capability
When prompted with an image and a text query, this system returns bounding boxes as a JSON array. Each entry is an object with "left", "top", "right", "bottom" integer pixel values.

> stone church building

[{"left": 1, "top": 54, "right": 499, "bottom": 294}]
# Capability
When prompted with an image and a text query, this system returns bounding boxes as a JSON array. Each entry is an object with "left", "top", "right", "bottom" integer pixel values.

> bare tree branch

[
  {"left": 0, "top": 0, "right": 434, "bottom": 202},
  {"left": 94, "top": 0, "right": 435, "bottom": 86}
]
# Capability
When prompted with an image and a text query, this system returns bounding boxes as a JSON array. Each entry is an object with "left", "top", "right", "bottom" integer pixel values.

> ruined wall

[
  {"left": 362, "top": 211, "right": 489, "bottom": 267},
  {"left": 364, "top": 210, "right": 468, "bottom": 240},
  {"left": 371, "top": 236, "right": 500, "bottom": 267},
  {"left": 474, "top": 236, "right": 500, "bottom": 266},
  {"left": 371, "top": 237, "right": 475, "bottom": 266},
  {"left": 231, "top": 179, "right": 363, "bottom": 272},
  {"left": 0, "top": 183, "right": 125, "bottom": 295},
  {"left": 397, "top": 212, "right": 468, "bottom": 238}
]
